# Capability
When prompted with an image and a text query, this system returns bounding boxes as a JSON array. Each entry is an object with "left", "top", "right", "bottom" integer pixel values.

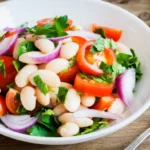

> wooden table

[{"left": 0, "top": 0, "right": 150, "bottom": 150}]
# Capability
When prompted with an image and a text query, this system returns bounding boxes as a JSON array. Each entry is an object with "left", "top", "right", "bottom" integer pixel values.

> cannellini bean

[
  {"left": 60, "top": 42, "right": 79, "bottom": 59},
  {"left": 15, "top": 65, "right": 38, "bottom": 88},
  {"left": 20, "top": 86, "right": 36, "bottom": 111},
  {"left": 29, "top": 70, "right": 60, "bottom": 88},
  {"left": 26, "top": 34, "right": 37, "bottom": 42},
  {"left": 81, "top": 95, "right": 96, "bottom": 107},
  {"left": 35, "top": 87, "right": 50, "bottom": 106},
  {"left": 62, "top": 37, "right": 72, "bottom": 44},
  {"left": 64, "top": 89, "right": 80, "bottom": 112},
  {"left": 35, "top": 39, "right": 55, "bottom": 54},
  {"left": 45, "top": 58, "right": 69, "bottom": 74},
  {"left": 53, "top": 104, "right": 67, "bottom": 116},
  {"left": 13, "top": 38, "right": 25, "bottom": 59},
  {"left": 108, "top": 98, "right": 125, "bottom": 115},
  {"left": 38, "top": 63, "right": 47, "bottom": 70},
  {"left": 57, "top": 122, "right": 79, "bottom": 137},
  {"left": 58, "top": 113, "right": 93, "bottom": 128},
  {"left": 71, "top": 25, "right": 82, "bottom": 31},
  {"left": 60, "top": 82, "right": 73, "bottom": 89},
  {"left": 117, "top": 43, "right": 132, "bottom": 55}
]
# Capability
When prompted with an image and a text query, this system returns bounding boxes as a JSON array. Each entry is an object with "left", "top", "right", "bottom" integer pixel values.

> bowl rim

[{"left": 0, "top": 0, "right": 150, "bottom": 145}]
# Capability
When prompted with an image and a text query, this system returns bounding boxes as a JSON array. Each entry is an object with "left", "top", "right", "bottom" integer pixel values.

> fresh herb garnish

[
  {"left": 34, "top": 75, "right": 49, "bottom": 95},
  {"left": 0, "top": 60, "right": 6, "bottom": 77},
  {"left": 18, "top": 40, "right": 38, "bottom": 57},
  {"left": 77, "top": 118, "right": 108, "bottom": 135},
  {"left": 59, "top": 68, "right": 69, "bottom": 74},
  {"left": 16, "top": 93, "right": 21, "bottom": 101},
  {"left": 13, "top": 60, "right": 24, "bottom": 72},
  {"left": 94, "top": 28, "right": 106, "bottom": 38},
  {"left": 69, "top": 56, "right": 76, "bottom": 68},
  {"left": 90, "top": 37, "right": 117, "bottom": 54},
  {"left": 16, "top": 105, "right": 28, "bottom": 115},
  {"left": 57, "top": 87, "right": 68, "bottom": 104},
  {"left": 6, "top": 82, "right": 15, "bottom": 88},
  {"left": 99, "top": 62, "right": 113, "bottom": 74}
]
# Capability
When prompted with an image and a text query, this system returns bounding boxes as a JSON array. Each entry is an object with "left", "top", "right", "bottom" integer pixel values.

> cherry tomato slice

[
  {"left": 104, "top": 48, "right": 116, "bottom": 65},
  {"left": 0, "top": 95, "right": 7, "bottom": 116},
  {"left": 74, "top": 74, "right": 114, "bottom": 96},
  {"left": 71, "top": 36, "right": 87, "bottom": 47}
]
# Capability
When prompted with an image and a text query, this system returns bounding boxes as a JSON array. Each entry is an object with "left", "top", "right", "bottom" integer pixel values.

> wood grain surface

[{"left": 0, "top": 0, "right": 150, "bottom": 150}]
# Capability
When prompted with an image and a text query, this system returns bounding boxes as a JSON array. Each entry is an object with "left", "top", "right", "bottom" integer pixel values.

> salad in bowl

[{"left": 0, "top": 15, "right": 142, "bottom": 137}]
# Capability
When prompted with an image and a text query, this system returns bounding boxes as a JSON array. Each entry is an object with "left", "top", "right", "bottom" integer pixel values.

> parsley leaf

[
  {"left": 13, "top": 60, "right": 24, "bottom": 72},
  {"left": 77, "top": 118, "right": 108, "bottom": 135},
  {"left": 6, "top": 82, "right": 15, "bottom": 88},
  {"left": 99, "top": 62, "right": 113, "bottom": 74},
  {"left": 0, "top": 60, "right": 6, "bottom": 77},
  {"left": 57, "top": 87, "right": 68, "bottom": 104},
  {"left": 98, "top": 74, "right": 113, "bottom": 84},
  {"left": 69, "top": 56, "right": 76, "bottom": 68},
  {"left": 94, "top": 28, "right": 106, "bottom": 38},
  {"left": 34, "top": 75, "right": 49, "bottom": 95},
  {"left": 16, "top": 105, "right": 28, "bottom": 115},
  {"left": 18, "top": 40, "right": 38, "bottom": 57}
]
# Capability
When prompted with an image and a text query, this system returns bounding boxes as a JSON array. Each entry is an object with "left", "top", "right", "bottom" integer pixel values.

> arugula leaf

[
  {"left": 57, "top": 87, "right": 68, "bottom": 104},
  {"left": 94, "top": 28, "right": 106, "bottom": 38},
  {"left": 16, "top": 105, "right": 28, "bottom": 115},
  {"left": 6, "top": 82, "right": 15, "bottom": 88},
  {"left": 0, "top": 60, "right": 6, "bottom": 77},
  {"left": 13, "top": 60, "right": 24, "bottom": 72},
  {"left": 34, "top": 75, "right": 49, "bottom": 95},
  {"left": 18, "top": 40, "right": 38, "bottom": 57},
  {"left": 77, "top": 118, "right": 108, "bottom": 135},
  {"left": 99, "top": 62, "right": 113, "bottom": 74}
]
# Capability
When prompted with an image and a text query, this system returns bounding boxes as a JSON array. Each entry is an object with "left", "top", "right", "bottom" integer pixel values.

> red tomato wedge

[
  {"left": 104, "top": 48, "right": 116, "bottom": 65},
  {"left": 0, "top": 56, "right": 17, "bottom": 90},
  {"left": 91, "top": 96, "right": 115, "bottom": 111},
  {"left": 58, "top": 64, "right": 79, "bottom": 83},
  {"left": 92, "top": 24, "right": 122, "bottom": 42},
  {"left": 37, "top": 18, "right": 73, "bottom": 31},
  {"left": 74, "top": 74, "right": 114, "bottom": 96},
  {"left": 6, "top": 89, "right": 20, "bottom": 115},
  {"left": 77, "top": 40, "right": 104, "bottom": 76},
  {"left": 0, "top": 95, "right": 7, "bottom": 116}
]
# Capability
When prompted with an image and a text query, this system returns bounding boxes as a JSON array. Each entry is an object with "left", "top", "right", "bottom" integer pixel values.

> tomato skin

[
  {"left": 0, "top": 95, "right": 7, "bottom": 116},
  {"left": 71, "top": 36, "right": 87, "bottom": 47},
  {"left": 0, "top": 56, "right": 17, "bottom": 90},
  {"left": 104, "top": 48, "right": 116, "bottom": 65},
  {"left": 77, "top": 41, "right": 104, "bottom": 76},
  {"left": 92, "top": 24, "right": 122, "bottom": 42},
  {"left": 91, "top": 96, "right": 115, "bottom": 111},
  {"left": 74, "top": 74, "right": 114, "bottom": 96},
  {"left": 58, "top": 64, "right": 79, "bottom": 83},
  {"left": 6, "top": 89, "right": 20, "bottom": 115}
]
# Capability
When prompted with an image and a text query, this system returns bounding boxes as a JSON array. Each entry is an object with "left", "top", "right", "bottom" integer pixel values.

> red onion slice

[
  {"left": 73, "top": 109, "right": 121, "bottom": 120},
  {"left": 116, "top": 68, "right": 136, "bottom": 107},
  {"left": 19, "top": 41, "right": 62, "bottom": 64},
  {"left": 0, "top": 33, "right": 18, "bottom": 55},
  {"left": 48, "top": 35, "right": 70, "bottom": 42},
  {"left": 0, "top": 115, "right": 38, "bottom": 132},
  {"left": 69, "top": 30, "right": 100, "bottom": 39}
]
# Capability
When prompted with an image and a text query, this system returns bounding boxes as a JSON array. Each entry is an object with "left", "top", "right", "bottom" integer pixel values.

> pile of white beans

[{"left": 9, "top": 30, "right": 127, "bottom": 137}]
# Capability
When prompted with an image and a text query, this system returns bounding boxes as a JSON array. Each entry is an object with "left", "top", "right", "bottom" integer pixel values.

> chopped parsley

[
  {"left": 16, "top": 105, "right": 28, "bottom": 115},
  {"left": 57, "top": 87, "right": 69, "bottom": 104},
  {"left": 34, "top": 75, "right": 49, "bottom": 95},
  {"left": 6, "top": 82, "right": 15, "bottom": 88},
  {"left": 94, "top": 28, "right": 106, "bottom": 39},
  {"left": 69, "top": 56, "right": 76, "bottom": 68},
  {"left": 0, "top": 60, "right": 6, "bottom": 77},
  {"left": 13, "top": 60, "right": 24, "bottom": 72}
]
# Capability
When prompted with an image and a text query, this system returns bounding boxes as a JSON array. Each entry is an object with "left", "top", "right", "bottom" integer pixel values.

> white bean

[
  {"left": 15, "top": 65, "right": 38, "bottom": 88},
  {"left": 53, "top": 104, "right": 67, "bottom": 116},
  {"left": 60, "top": 82, "right": 73, "bottom": 89},
  {"left": 58, "top": 113, "right": 93, "bottom": 128},
  {"left": 57, "top": 122, "right": 79, "bottom": 137},
  {"left": 60, "top": 42, "right": 79, "bottom": 59},
  {"left": 108, "top": 98, "right": 125, "bottom": 115},
  {"left": 20, "top": 86, "right": 36, "bottom": 111},
  {"left": 35, "top": 39, "right": 55, "bottom": 54},
  {"left": 26, "top": 34, "right": 37, "bottom": 42},
  {"left": 64, "top": 89, "right": 80, "bottom": 112},
  {"left": 62, "top": 38, "right": 72, "bottom": 44},
  {"left": 45, "top": 58, "right": 69, "bottom": 74},
  {"left": 35, "top": 87, "right": 50, "bottom": 106},
  {"left": 29, "top": 70, "right": 60, "bottom": 88},
  {"left": 117, "top": 43, "right": 132, "bottom": 55},
  {"left": 81, "top": 95, "right": 96, "bottom": 107},
  {"left": 13, "top": 38, "right": 25, "bottom": 60}
]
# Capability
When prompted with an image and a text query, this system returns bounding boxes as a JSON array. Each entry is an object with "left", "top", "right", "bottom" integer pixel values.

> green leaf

[
  {"left": 99, "top": 61, "right": 113, "bottom": 74},
  {"left": 0, "top": 60, "right": 6, "bottom": 77},
  {"left": 60, "top": 68, "right": 68, "bottom": 74},
  {"left": 18, "top": 40, "right": 38, "bottom": 57},
  {"left": 42, "top": 109, "right": 54, "bottom": 116},
  {"left": 16, "top": 93, "right": 20, "bottom": 101},
  {"left": 94, "top": 28, "right": 106, "bottom": 38},
  {"left": 79, "top": 72, "right": 88, "bottom": 79},
  {"left": 77, "top": 118, "right": 108, "bottom": 135},
  {"left": 34, "top": 75, "right": 49, "bottom": 95},
  {"left": 57, "top": 87, "right": 68, "bottom": 104},
  {"left": 13, "top": 60, "right": 24, "bottom": 72},
  {"left": 16, "top": 105, "right": 28, "bottom": 115},
  {"left": 98, "top": 74, "right": 113, "bottom": 84},
  {"left": 6, "top": 82, "right": 15, "bottom": 88},
  {"left": 69, "top": 56, "right": 76, "bottom": 68}
]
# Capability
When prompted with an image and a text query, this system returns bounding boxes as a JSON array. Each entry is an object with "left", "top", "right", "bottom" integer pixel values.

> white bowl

[{"left": 0, "top": 0, "right": 150, "bottom": 145}]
